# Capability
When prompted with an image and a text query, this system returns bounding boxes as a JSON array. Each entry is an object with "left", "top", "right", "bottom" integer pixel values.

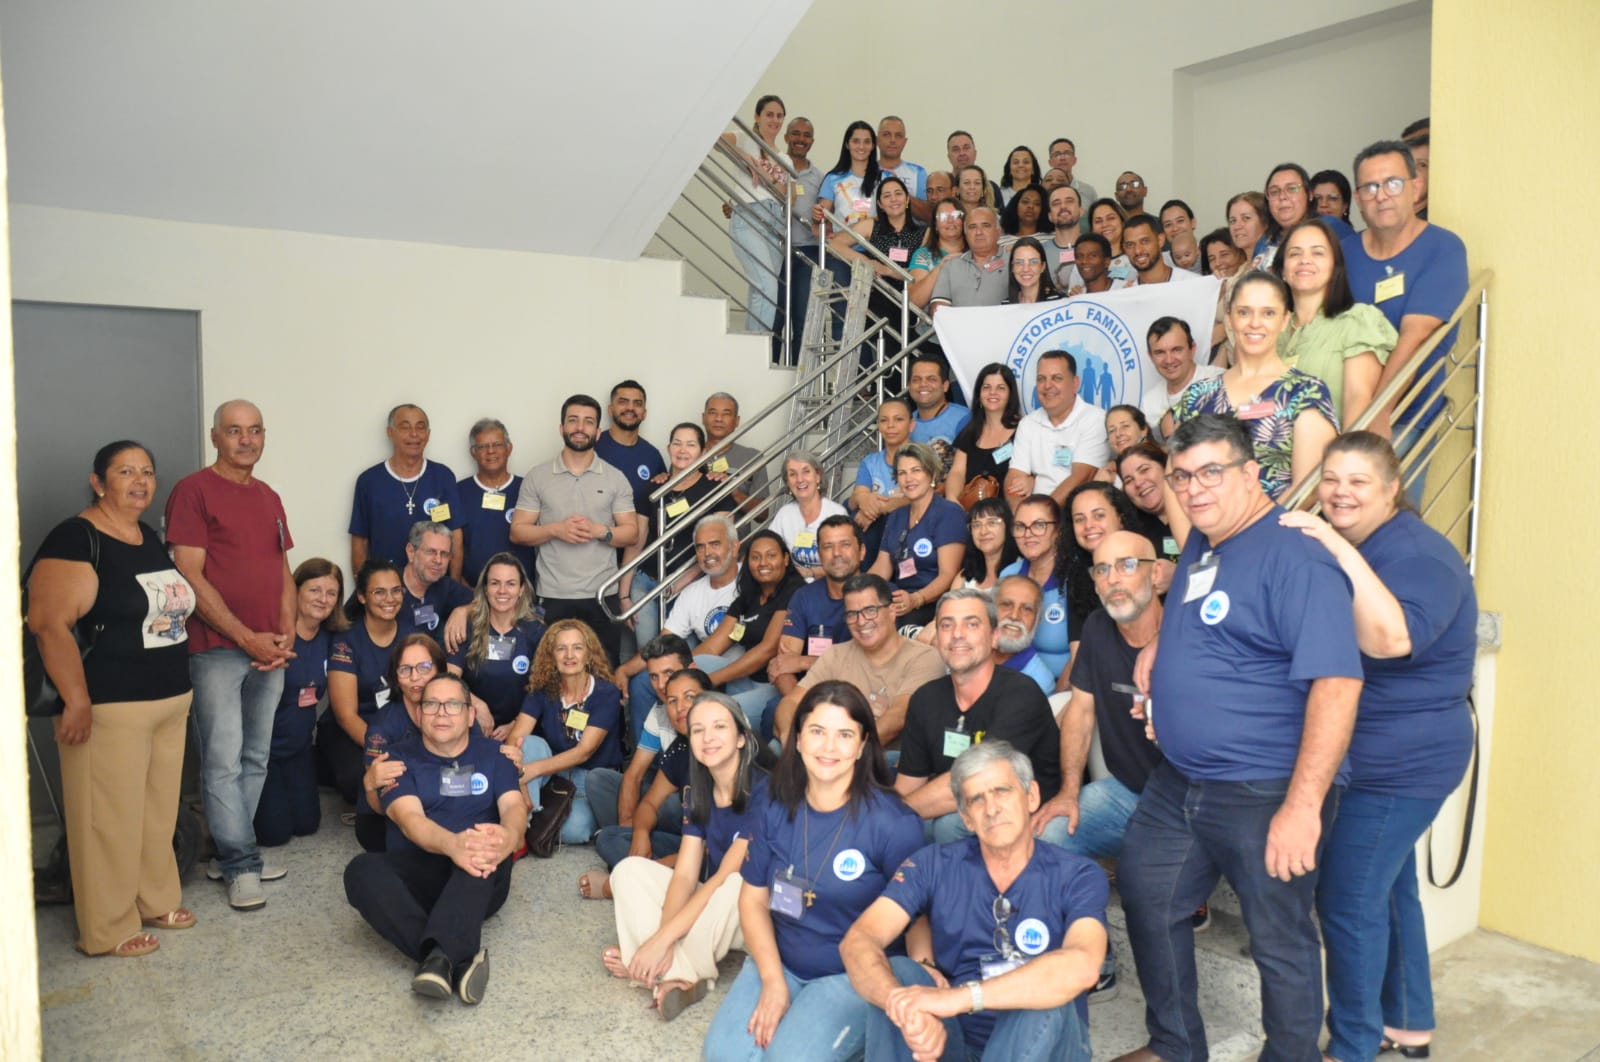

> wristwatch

[
  {"left": 966, "top": 981, "right": 983, "bottom": 1013},
  {"left": 601, "top": 527, "right": 614, "bottom": 544}
]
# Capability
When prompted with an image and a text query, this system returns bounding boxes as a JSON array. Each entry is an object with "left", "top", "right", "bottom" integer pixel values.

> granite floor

[{"left": 31, "top": 791, "right": 1600, "bottom": 1060}]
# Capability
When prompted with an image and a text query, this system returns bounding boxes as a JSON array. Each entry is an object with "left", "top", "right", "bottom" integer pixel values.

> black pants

[
  {"left": 315, "top": 717, "right": 366, "bottom": 805},
  {"left": 540, "top": 596, "right": 623, "bottom": 668},
  {"left": 344, "top": 846, "right": 513, "bottom": 965},
  {"left": 355, "top": 811, "right": 388, "bottom": 853},
  {"left": 254, "top": 747, "right": 321, "bottom": 847}
]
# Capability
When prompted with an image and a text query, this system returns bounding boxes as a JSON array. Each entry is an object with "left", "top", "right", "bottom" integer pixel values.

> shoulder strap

[{"left": 1426, "top": 693, "right": 1479, "bottom": 890}]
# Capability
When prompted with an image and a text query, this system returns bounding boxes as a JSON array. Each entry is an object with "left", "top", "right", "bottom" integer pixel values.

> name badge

[
  {"left": 429, "top": 502, "right": 452, "bottom": 522},
  {"left": 481, "top": 492, "right": 506, "bottom": 511},
  {"left": 1183, "top": 555, "right": 1219, "bottom": 603},
  {"left": 889, "top": 247, "right": 909, "bottom": 263},
  {"left": 709, "top": 456, "right": 730, "bottom": 474},
  {"left": 565, "top": 708, "right": 590, "bottom": 733},
  {"left": 992, "top": 441, "right": 1014, "bottom": 462},
  {"left": 1109, "top": 262, "right": 1132, "bottom": 280},
  {"left": 731, "top": 621, "right": 747, "bottom": 642},
  {"left": 297, "top": 685, "right": 319, "bottom": 708},
  {"left": 1052, "top": 445, "right": 1075, "bottom": 468},
  {"left": 807, "top": 636, "right": 833, "bottom": 656},
  {"left": 665, "top": 498, "right": 690, "bottom": 519},
  {"left": 375, "top": 685, "right": 391, "bottom": 708},
  {"left": 1236, "top": 400, "right": 1275, "bottom": 421},
  {"left": 440, "top": 765, "right": 473, "bottom": 797},
  {"left": 413, "top": 603, "right": 438, "bottom": 629},
  {"left": 942, "top": 728, "right": 972, "bottom": 758},
  {"left": 898, "top": 556, "right": 918, "bottom": 580},
  {"left": 486, "top": 634, "right": 514, "bottom": 661},
  {"left": 852, "top": 198, "right": 871, "bottom": 213},
  {"left": 1057, "top": 248, "right": 1075, "bottom": 264},
  {"left": 1162, "top": 536, "right": 1179, "bottom": 558},
  {"left": 771, "top": 869, "right": 811, "bottom": 919},
  {"left": 982, "top": 258, "right": 1003, "bottom": 272},
  {"left": 1374, "top": 271, "right": 1406, "bottom": 303},
  {"left": 979, "top": 953, "right": 1026, "bottom": 980},
  {"left": 794, "top": 531, "right": 816, "bottom": 548}
]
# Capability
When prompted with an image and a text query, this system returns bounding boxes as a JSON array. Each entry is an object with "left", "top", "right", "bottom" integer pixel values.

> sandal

[
  {"left": 1378, "top": 1038, "right": 1430, "bottom": 1059},
  {"left": 79, "top": 932, "right": 160, "bottom": 958},
  {"left": 600, "top": 945, "right": 630, "bottom": 979},
  {"left": 655, "top": 979, "right": 708, "bottom": 1022},
  {"left": 142, "top": 908, "right": 196, "bottom": 930},
  {"left": 578, "top": 869, "right": 611, "bottom": 900}
]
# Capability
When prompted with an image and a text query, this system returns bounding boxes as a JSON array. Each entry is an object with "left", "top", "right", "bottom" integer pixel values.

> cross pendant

[
  {"left": 803, "top": 890, "right": 816, "bottom": 908},
  {"left": 406, "top": 500, "right": 415, "bottom": 515}
]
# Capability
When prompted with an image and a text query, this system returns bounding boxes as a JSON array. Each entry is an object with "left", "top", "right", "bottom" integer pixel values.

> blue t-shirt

[
  {"left": 1001, "top": 645, "right": 1057, "bottom": 697},
  {"left": 456, "top": 475, "right": 537, "bottom": 588},
  {"left": 1002, "top": 560, "right": 1071, "bottom": 679},
  {"left": 781, "top": 579, "right": 852, "bottom": 647},
  {"left": 1350, "top": 511, "right": 1477, "bottom": 798},
  {"left": 268, "top": 629, "right": 331, "bottom": 758},
  {"left": 328, "top": 621, "right": 398, "bottom": 718},
  {"left": 380, "top": 731, "right": 522, "bottom": 852},
  {"left": 911, "top": 403, "right": 972, "bottom": 456},
  {"left": 593, "top": 432, "right": 667, "bottom": 516},
  {"left": 519, "top": 678, "right": 626, "bottom": 771},
  {"left": 855, "top": 451, "right": 897, "bottom": 497},
  {"left": 880, "top": 496, "right": 966, "bottom": 593},
  {"left": 348, "top": 460, "right": 463, "bottom": 567},
  {"left": 682, "top": 775, "right": 768, "bottom": 877},
  {"left": 398, "top": 576, "right": 473, "bottom": 639},
  {"left": 358, "top": 698, "right": 422, "bottom": 820},
  {"left": 744, "top": 788, "right": 925, "bottom": 980},
  {"left": 1342, "top": 224, "right": 1468, "bottom": 424},
  {"left": 448, "top": 617, "right": 544, "bottom": 726},
  {"left": 1152, "top": 508, "right": 1363, "bottom": 782},
  {"left": 883, "top": 838, "right": 1109, "bottom": 1047}
]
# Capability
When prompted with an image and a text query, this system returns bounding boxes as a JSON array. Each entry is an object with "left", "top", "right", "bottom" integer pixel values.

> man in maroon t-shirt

[{"left": 166, "top": 399, "right": 296, "bottom": 911}]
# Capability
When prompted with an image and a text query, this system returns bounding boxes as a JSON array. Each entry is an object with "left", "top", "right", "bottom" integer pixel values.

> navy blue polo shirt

[
  {"left": 448, "top": 617, "right": 545, "bottom": 726},
  {"left": 397, "top": 576, "right": 472, "bottom": 639},
  {"left": 328, "top": 622, "right": 398, "bottom": 718},
  {"left": 880, "top": 496, "right": 966, "bottom": 592},
  {"left": 1151, "top": 507, "right": 1362, "bottom": 783},
  {"left": 781, "top": 578, "right": 852, "bottom": 648},
  {"left": 594, "top": 432, "right": 667, "bottom": 516},
  {"left": 682, "top": 775, "right": 768, "bottom": 877},
  {"left": 519, "top": 677, "right": 626, "bottom": 771},
  {"left": 456, "top": 475, "right": 537, "bottom": 587},
  {"left": 349, "top": 460, "right": 463, "bottom": 567},
  {"left": 380, "top": 731, "right": 522, "bottom": 852},
  {"left": 268, "top": 629, "right": 331, "bottom": 758},
  {"left": 358, "top": 698, "right": 422, "bottom": 821}
]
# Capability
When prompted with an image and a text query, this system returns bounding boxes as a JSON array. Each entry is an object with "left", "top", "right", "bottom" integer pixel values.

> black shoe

[
  {"left": 456, "top": 948, "right": 490, "bottom": 1005},
  {"left": 1088, "top": 966, "right": 1118, "bottom": 1004},
  {"left": 1378, "top": 1038, "right": 1430, "bottom": 1058},
  {"left": 1190, "top": 903, "right": 1211, "bottom": 932},
  {"left": 411, "top": 950, "right": 453, "bottom": 1000}
]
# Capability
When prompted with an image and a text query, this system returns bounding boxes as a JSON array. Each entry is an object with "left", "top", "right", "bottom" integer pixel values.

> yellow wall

[{"left": 1434, "top": 1, "right": 1600, "bottom": 961}]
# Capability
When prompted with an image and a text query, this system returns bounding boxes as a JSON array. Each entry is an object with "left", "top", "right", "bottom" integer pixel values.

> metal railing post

[{"left": 1467, "top": 289, "right": 1488, "bottom": 577}]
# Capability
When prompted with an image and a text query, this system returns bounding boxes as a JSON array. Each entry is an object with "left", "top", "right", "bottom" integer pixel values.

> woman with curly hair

[
  {"left": 1057, "top": 482, "right": 1145, "bottom": 665},
  {"left": 506, "top": 619, "right": 626, "bottom": 845}
]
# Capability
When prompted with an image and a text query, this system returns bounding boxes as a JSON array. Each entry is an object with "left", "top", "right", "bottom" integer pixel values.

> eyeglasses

[
  {"left": 935, "top": 211, "right": 965, "bottom": 222},
  {"left": 843, "top": 604, "right": 885, "bottom": 625},
  {"left": 397, "top": 661, "right": 436, "bottom": 678},
  {"left": 1116, "top": 180, "right": 1144, "bottom": 191},
  {"left": 1012, "top": 257, "right": 1043, "bottom": 269},
  {"left": 1090, "top": 557, "right": 1156, "bottom": 581},
  {"left": 419, "top": 698, "right": 469, "bottom": 716},
  {"left": 1355, "top": 176, "right": 1408, "bottom": 201},
  {"left": 992, "top": 895, "right": 1020, "bottom": 959},
  {"left": 1012, "top": 519, "right": 1057, "bottom": 537},
  {"left": 969, "top": 516, "right": 1007, "bottom": 532},
  {"left": 1164, "top": 458, "right": 1249, "bottom": 490},
  {"left": 1265, "top": 183, "right": 1304, "bottom": 201}
]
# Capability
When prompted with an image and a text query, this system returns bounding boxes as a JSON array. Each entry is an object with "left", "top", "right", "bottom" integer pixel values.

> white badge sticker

[
  {"left": 1200, "top": 590, "right": 1230, "bottom": 625},
  {"left": 833, "top": 848, "right": 866, "bottom": 882},
  {"left": 1183, "top": 562, "right": 1218, "bottom": 603},
  {"left": 1014, "top": 917, "right": 1051, "bottom": 955}
]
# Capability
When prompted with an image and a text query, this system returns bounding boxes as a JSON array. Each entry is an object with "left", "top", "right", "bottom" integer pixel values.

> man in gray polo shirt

[
  {"left": 511, "top": 394, "right": 638, "bottom": 665},
  {"left": 928, "top": 206, "right": 1008, "bottom": 315}
]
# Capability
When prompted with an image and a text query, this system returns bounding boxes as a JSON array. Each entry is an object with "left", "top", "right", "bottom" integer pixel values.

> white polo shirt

[{"left": 1009, "top": 400, "right": 1110, "bottom": 497}]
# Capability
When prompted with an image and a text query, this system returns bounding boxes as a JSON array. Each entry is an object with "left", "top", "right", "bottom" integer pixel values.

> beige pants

[
  {"left": 57, "top": 692, "right": 192, "bottom": 954},
  {"left": 611, "top": 856, "right": 744, "bottom": 986}
]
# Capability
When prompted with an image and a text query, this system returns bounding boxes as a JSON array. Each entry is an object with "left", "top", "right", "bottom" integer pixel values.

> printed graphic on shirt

[{"left": 138, "top": 569, "right": 193, "bottom": 649}]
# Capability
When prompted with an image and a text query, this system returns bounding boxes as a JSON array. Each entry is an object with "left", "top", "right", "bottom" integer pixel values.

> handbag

[
  {"left": 22, "top": 518, "right": 103, "bottom": 718},
  {"left": 957, "top": 473, "right": 1001, "bottom": 511},
  {"left": 525, "top": 774, "right": 577, "bottom": 858}
]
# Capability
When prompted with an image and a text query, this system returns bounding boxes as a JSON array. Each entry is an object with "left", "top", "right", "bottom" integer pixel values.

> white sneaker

[
  {"left": 228, "top": 872, "right": 266, "bottom": 911},
  {"left": 207, "top": 859, "right": 286, "bottom": 882}
]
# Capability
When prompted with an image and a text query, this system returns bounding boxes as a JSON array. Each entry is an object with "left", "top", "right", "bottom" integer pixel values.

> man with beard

[
  {"left": 1122, "top": 215, "right": 1196, "bottom": 287},
  {"left": 511, "top": 394, "right": 638, "bottom": 665},
  {"left": 1040, "top": 185, "right": 1085, "bottom": 290},
  {"left": 992, "top": 575, "right": 1056, "bottom": 696}
]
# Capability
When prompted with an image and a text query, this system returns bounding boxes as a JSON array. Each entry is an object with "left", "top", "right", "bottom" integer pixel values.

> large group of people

[{"left": 26, "top": 107, "right": 1476, "bottom": 1062}]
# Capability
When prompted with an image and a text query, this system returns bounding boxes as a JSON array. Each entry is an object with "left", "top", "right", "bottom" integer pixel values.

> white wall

[
  {"left": 746, "top": 0, "right": 1428, "bottom": 232},
  {"left": 8, "top": 205, "right": 793, "bottom": 571}
]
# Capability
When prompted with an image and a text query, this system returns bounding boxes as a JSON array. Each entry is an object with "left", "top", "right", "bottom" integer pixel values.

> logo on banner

[{"left": 1006, "top": 303, "right": 1145, "bottom": 413}]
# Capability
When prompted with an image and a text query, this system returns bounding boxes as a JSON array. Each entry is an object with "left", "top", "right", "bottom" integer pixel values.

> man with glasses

[
  {"left": 397, "top": 521, "right": 472, "bottom": 638},
  {"left": 1005, "top": 351, "right": 1109, "bottom": 507},
  {"left": 455, "top": 418, "right": 534, "bottom": 587},
  {"left": 1111, "top": 415, "right": 1362, "bottom": 1062},
  {"left": 991, "top": 575, "right": 1056, "bottom": 696},
  {"left": 895, "top": 590, "right": 1064, "bottom": 844},
  {"left": 1341, "top": 140, "right": 1468, "bottom": 469},
  {"left": 1047, "top": 138, "right": 1098, "bottom": 218},
  {"left": 771, "top": 574, "right": 944, "bottom": 745},
  {"left": 843, "top": 740, "right": 1109, "bottom": 1062},
  {"left": 345, "top": 673, "right": 526, "bottom": 1006},
  {"left": 1114, "top": 171, "right": 1149, "bottom": 215}
]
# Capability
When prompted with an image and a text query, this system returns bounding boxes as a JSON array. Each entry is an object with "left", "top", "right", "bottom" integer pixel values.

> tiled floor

[{"left": 31, "top": 791, "right": 1600, "bottom": 1060}]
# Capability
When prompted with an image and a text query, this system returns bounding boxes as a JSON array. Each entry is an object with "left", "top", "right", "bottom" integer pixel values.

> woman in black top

[
  {"left": 693, "top": 531, "right": 804, "bottom": 736},
  {"left": 645, "top": 423, "right": 736, "bottom": 592},
  {"left": 27, "top": 440, "right": 197, "bottom": 957},
  {"left": 1056, "top": 482, "right": 1143, "bottom": 650},
  {"left": 1004, "top": 236, "right": 1064, "bottom": 304},
  {"left": 944, "top": 362, "right": 1022, "bottom": 505}
]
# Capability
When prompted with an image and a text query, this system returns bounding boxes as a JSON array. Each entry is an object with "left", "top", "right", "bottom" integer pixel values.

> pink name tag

[
  {"left": 1058, "top": 249, "right": 1075, "bottom": 264},
  {"left": 983, "top": 259, "right": 1002, "bottom": 272},
  {"left": 898, "top": 556, "right": 917, "bottom": 579},
  {"left": 297, "top": 686, "right": 318, "bottom": 708},
  {"left": 807, "top": 636, "right": 834, "bottom": 656},
  {"left": 1236, "top": 400, "right": 1276, "bottom": 421},
  {"left": 889, "top": 247, "right": 909, "bottom": 263},
  {"left": 852, "top": 198, "right": 871, "bottom": 213}
]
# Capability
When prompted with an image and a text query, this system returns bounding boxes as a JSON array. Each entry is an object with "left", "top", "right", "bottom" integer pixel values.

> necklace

[
  {"left": 400, "top": 479, "right": 419, "bottom": 516},
  {"left": 793, "top": 799, "right": 851, "bottom": 908}
]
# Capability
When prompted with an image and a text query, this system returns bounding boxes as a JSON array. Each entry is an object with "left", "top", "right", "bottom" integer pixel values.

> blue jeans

[
  {"left": 730, "top": 200, "right": 784, "bottom": 332},
  {"left": 190, "top": 648, "right": 284, "bottom": 879},
  {"left": 696, "top": 650, "right": 778, "bottom": 734},
  {"left": 1047, "top": 776, "right": 1141, "bottom": 860},
  {"left": 521, "top": 736, "right": 597, "bottom": 845},
  {"left": 630, "top": 569, "right": 663, "bottom": 664},
  {"left": 703, "top": 955, "right": 871, "bottom": 1062},
  {"left": 586, "top": 766, "right": 683, "bottom": 869},
  {"left": 865, "top": 959, "right": 1091, "bottom": 1061},
  {"left": 628, "top": 671, "right": 659, "bottom": 751},
  {"left": 1118, "top": 762, "right": 1335, "bottom": 1062},
  {"left": 1318, "top": 789, "right": 1445, "bottom": 1062}
]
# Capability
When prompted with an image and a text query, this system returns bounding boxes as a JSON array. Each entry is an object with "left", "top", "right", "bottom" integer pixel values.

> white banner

[{"left": 933, "top": 279, "right": 1222, "bottom": 413}]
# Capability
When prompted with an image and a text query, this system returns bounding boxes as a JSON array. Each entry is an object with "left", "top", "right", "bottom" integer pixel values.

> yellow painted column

[{"left": 1433, "top": 0, "right": 1600, "bottom": 961}]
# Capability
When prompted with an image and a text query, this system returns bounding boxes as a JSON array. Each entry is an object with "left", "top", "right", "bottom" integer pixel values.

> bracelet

[{"left": 966, "top": 980, "right": 983, "bottom": 1013}]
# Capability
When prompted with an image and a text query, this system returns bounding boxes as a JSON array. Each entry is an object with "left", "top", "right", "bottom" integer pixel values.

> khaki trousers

[
  {"left": 57, "top": 691, "right": 191, "bottom": 954},
  {"left": 611, "top": 856, "right": 744, "bottom": 986}
]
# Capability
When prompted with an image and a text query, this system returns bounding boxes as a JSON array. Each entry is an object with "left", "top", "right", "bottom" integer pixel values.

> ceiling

[{"left": 0, "top": 0, "right": 811, "bottom": 260}]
